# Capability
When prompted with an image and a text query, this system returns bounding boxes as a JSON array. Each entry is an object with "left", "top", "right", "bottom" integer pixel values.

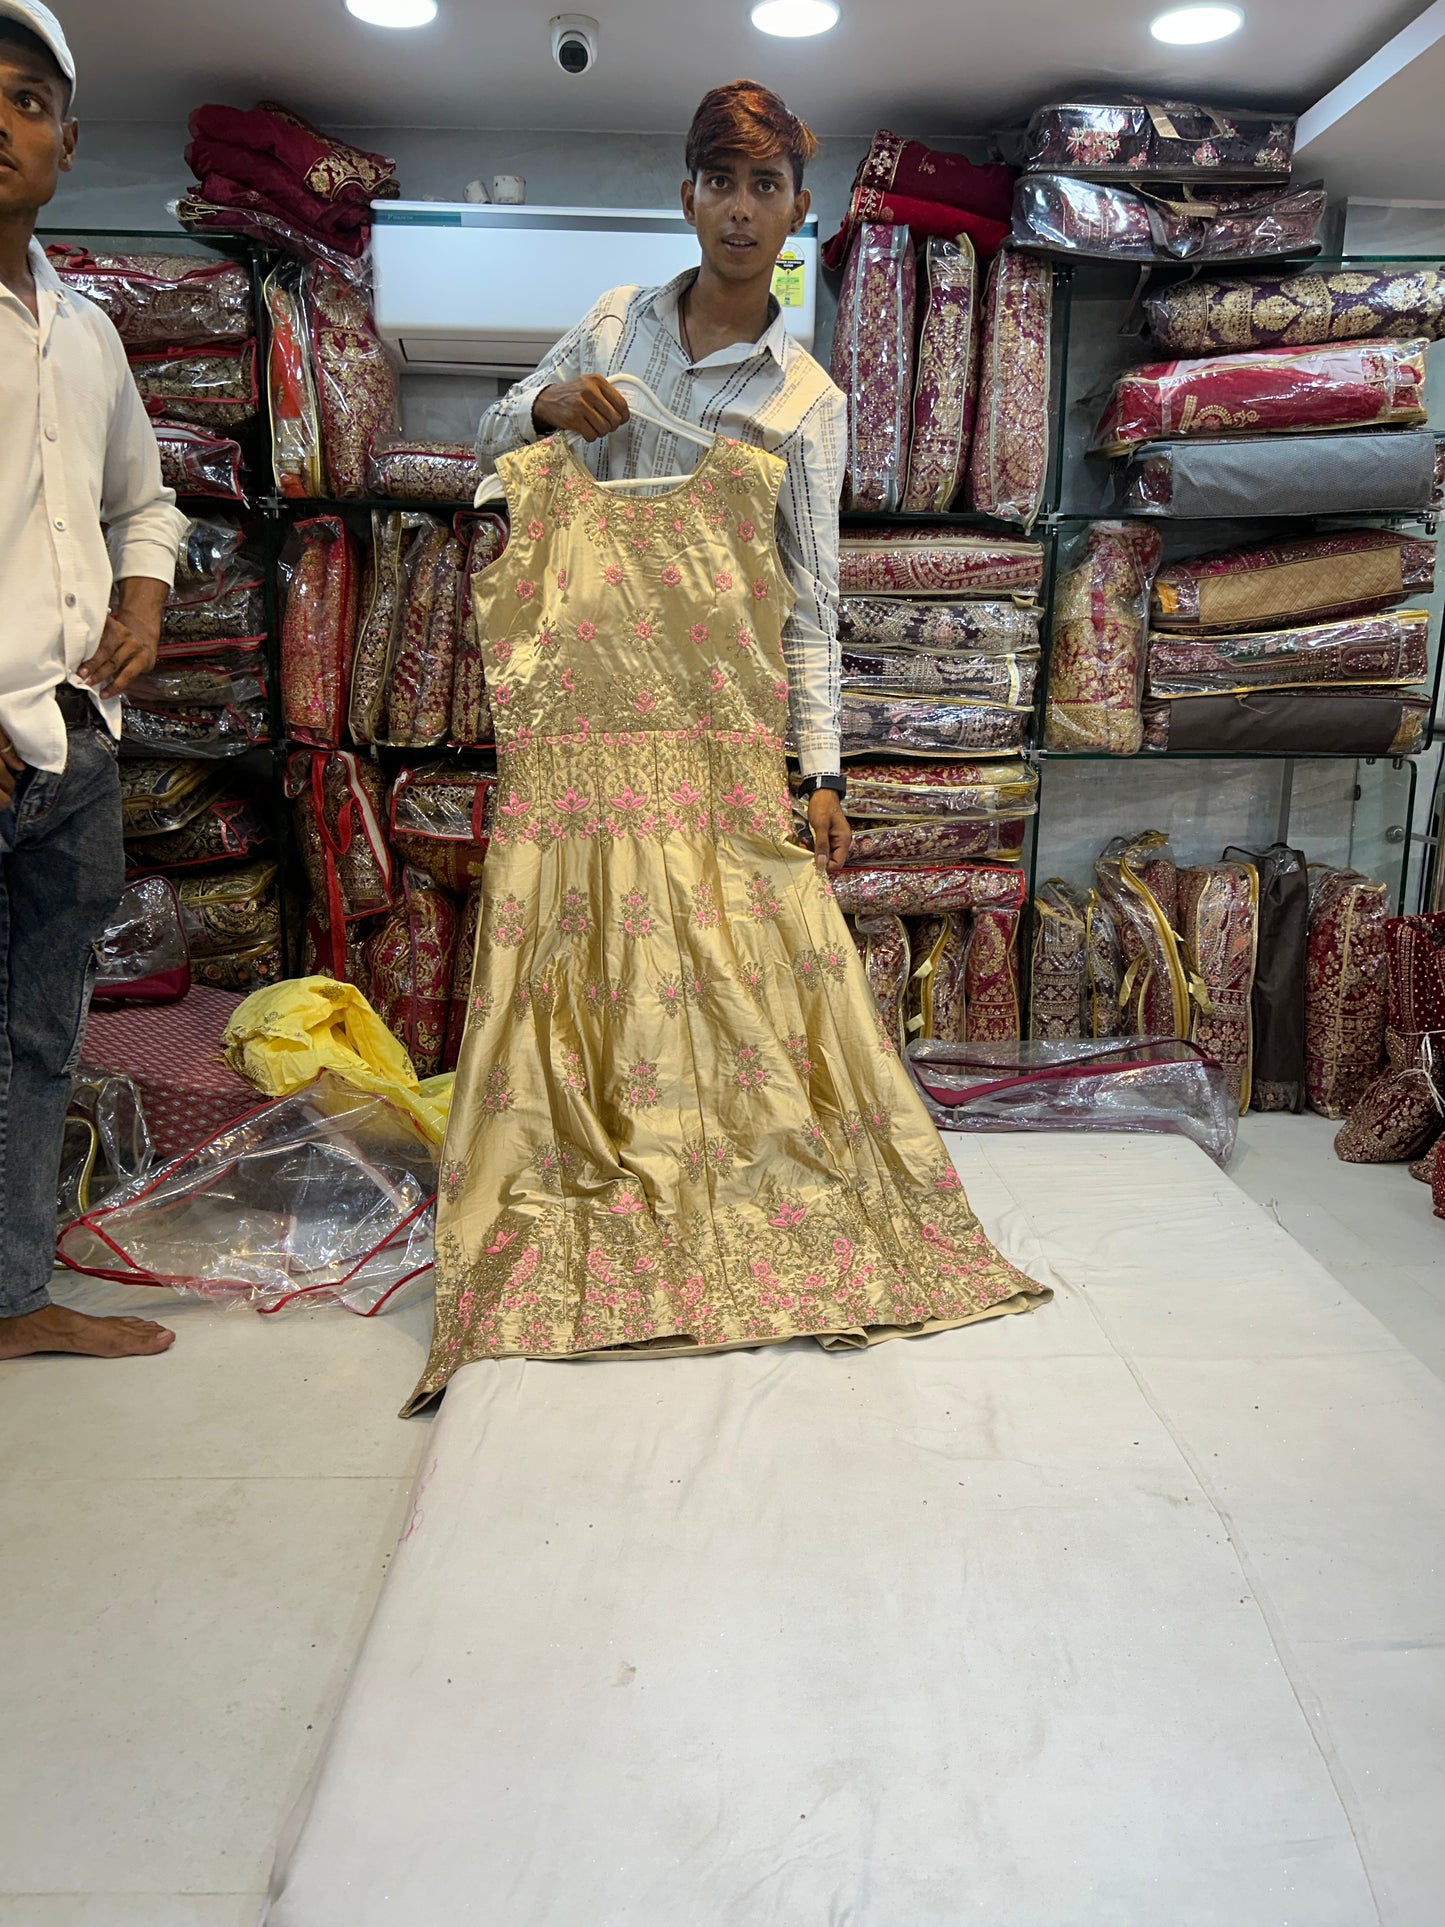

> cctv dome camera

[{"left": 550, "top": 14, "right": 598, "bottom": 73}]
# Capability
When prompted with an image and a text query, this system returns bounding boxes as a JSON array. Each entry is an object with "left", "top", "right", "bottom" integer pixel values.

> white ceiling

[
  {"left": 1296, "top": 0, "right": 1445, "bottom": 198},
  {"left": 59, "top": 0, "right": 1438, "bottom": 135}
]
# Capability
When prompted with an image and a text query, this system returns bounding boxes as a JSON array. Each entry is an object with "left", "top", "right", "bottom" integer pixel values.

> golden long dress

[{"left": 406, "top": 434, "right": 1046, "bottom": 1411}]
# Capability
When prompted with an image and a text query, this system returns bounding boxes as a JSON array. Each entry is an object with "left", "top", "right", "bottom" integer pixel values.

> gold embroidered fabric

[{"left": 410, "top": 436, "right": 1046, "bottom": 1410}]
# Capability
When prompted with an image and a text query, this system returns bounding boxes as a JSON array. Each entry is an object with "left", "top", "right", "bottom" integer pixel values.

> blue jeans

[{"left": 0, "top": 726, "right": 123, "bottom": 1319}]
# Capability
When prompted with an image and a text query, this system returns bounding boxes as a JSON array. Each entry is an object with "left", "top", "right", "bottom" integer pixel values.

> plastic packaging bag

[
  {"left": 840, "top": 526, "right": 1044, "bottom": 598},
  {"left": 305, "top": 264, "right": 400, "bottom": 497},
  {"left": 132, "top": 640, "right": 267, "bottom": 708},
  {"left": 367, "top": 439, "right": 480, "bottom": 504},
  {"left": 903, "top": 234, "right": 979, "bottom": 514},
  {"left": 163, "top": 568, "right": 265, "bottom": 645},
  {"left": 1152, "top": 528, "right": 1436, "bottom": 633},
  {"left": 1023, "top": 98, "right": 1294, "bottom": 183},
  {"left": 386, "top": 524, "right": 464, "bottom": 747},
  {"left": 832, "top": 222, "right": 916, "bottom": 514},
  {"left": 903, "top": 912, "right": 969, "bottom": 1044},
  {"left": 58, "top": 1069, "right": 154, "bottom": 1221},
  {"left": 154, "top": 422, "right": 247, "bottom": 501},
  {"left": 1092, "top": 339, "right": 1429, "bottom": 456},
  {"left": 130, "top": 341, "right": 259, "bottom": 430},
  {"left": 839, "top": 596, "right": 1041, "bottom": 654},
  {"left": 843, "top": 759, "right": 1039, "bottom": 820},
  {"left": 45, "top": 243, "right": 254, "bottom": 345},
  {"left": 389, "top": 763, "right": 494, "bottom": 893},
  {"left": 125, "top": 796, "right": 271, "bottom": 871},
  {"left": 1147, "top": 264, "right": 1445, "bottom": 356},
  {"left": 966, "top": 246, "right": 1052, "bottom": 529},
  {"left": 842, "top": 648, "right": 1039, "bottom": 704},
  {"left": 174, "top": 516, "right": 247, "bottom": 590},
  {"left": 1142, "top": 690, "right": 1430, "bottom": 756},
  {"left": 365, "top": 867, "right": 461, "bottom": 1078},
  {"left": 906, "top": 1036, "right": 1239, "bottom": 1166},
  {"left": 121, "top": 695, "right": 271, "bottom": 758},
  {"left": 842, "top": 815, "right": 1030, "bottom": 866},
  {"left": 1045, "top": 521, "right": 1164, "bottom": 754},
  {"left": 280, "top": 514, "right": 359, "bottom": 747},
  {"left": 1030, "top": 878, "right": 1089, "bottom": 1041},
  {"left": 91, "top": 876, "right": 191, "bottom": 1004},
  {"left": 57, "top": 1073, "right": 438, "bottom": 1315},
  {"left": 1147, "top": 610, "right": 1430, "bottom": 695},
  {"left": 833, "top": 863, "right": 1027, "bottom": 918},
  {"left": 839, "top": 692, "right": 1031, "bottom": 758},
  {"left": 174, "top": 860, "right": 281, "bottom": 959},
  {"left": 1012, "top": 175, "right": 1325, "bottom": 264},
  {"left": 1121, "top": 429, "right": 1445, "bottom": 519},
  {"left": 849, "top": 913, "right": 911, "bottom": 1052},
  {"left": 449, "top": 510, "right": 508, "bottom": 746},
  {"left": 263, "top": 259, "right": 325, "bottom": 499}
]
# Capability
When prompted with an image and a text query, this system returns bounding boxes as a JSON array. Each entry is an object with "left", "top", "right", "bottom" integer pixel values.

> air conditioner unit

[{"left": 370, "top": 202, "right": 818, "bottom": 377}]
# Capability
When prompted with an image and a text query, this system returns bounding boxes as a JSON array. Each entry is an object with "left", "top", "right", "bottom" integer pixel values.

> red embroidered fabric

[
  {"left": 831, "top": 223, "right": 916, "bottom": 514},
  {"left": 1305, "top": 869, "right": 1389, "bottom": 1118},
  {"left": 966, "top": 248, "right": 1053, "bottom": 530}
]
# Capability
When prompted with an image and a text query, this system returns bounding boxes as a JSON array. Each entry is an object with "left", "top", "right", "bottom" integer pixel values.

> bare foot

[{"left": 0, "top": 1304, "right": 175, "bottom": 1359}]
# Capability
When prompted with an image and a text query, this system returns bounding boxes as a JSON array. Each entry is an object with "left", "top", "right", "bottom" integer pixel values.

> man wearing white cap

[{"left": 0, "top": 1, "right": 186, "bottom": 1360}]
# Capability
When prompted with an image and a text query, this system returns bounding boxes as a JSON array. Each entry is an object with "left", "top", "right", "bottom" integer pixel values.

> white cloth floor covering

[{"left": 266, "top": 1133, "right": 1445, "bottom": 1926}]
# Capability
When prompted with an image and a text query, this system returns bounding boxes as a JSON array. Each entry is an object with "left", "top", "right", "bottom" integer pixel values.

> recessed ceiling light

[
  {"left": 1150, "top": 4, "right": 1243, "bottom": 43},
  {"left": 344, "top": 0, "right": 438, "bottom": 27},
  {"left": 750, "top": 0, "right": 841, "bottom": 37}
]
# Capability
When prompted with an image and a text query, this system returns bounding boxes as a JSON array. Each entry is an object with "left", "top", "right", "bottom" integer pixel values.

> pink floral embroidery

[
  {"left": 738, "top": 519, "right": 755, "bottom": 541},
  {"left": 492, "top": 683, "right": 513, "bottom": 707},
  {"left": 689, "top": 622, "right": 709, "bottom": 646},
  {"left": 693, "top": 881, "right": 719, "bottom": 929},
  {"left": 634, "top": 618, "right": 653, "bottom": 640},
  {"left": 747, "top": 873, "right": 781, "bottom": 922},
  {"left": 610, "top": 1189, "right": 647, "bottom": 1215},
  {"left": 576, "top": 619, "right": 596, "bottom": 642},
  {"left": 733, "top": 1043, "right": 769, "bottom": 1093},
  {"left": 609, "top": 783, "right": 651, "bottom": 816},
  {"left": 536, "top": 622, "right": 558, "bottom": 652},
  {"left": 710, "top": 667, "right": 727, "bottom": 692},
  {"left": 558, "top": 885, "right": 591, "bottom": 938},
  {"left": 516, "top": 579, "right": 536, "bottom": 601},
  {"left": 527, "top": 519, "right": 545, "bottom": 540},
  {"left": 770, "top": 1199, "right": 807, "bottom": 1229},
  {"left": 670, "top": 779, "right": 705, "bottom": 810},
  {"left": 604, "top": 564, "right": 624, "bottom": 586},
  {"left": 532, "top": 1142, "right": 573, "bottom": 1185},
  {"left": 556, "top": 567, "right": 568, "bottom": 591},
  {"left": 552, "top": 786, "right": 594, "bottom": 834},
  {"left": 772, "top": 678, "right": 789, "bottom": 705},
  {"left": 491, "top": 896, "right": 526, "bottom": 947},
  {"left": 620, "top": 887, "right": 656, "bottom": 939},
  {"left": 470, "top": 988, "right": 493, "bottom": 1019},
  {"left": 661, "top": 564, "right": 682, "bottom": 587},
  {"left": 584, "top": 977, "right": 629, "bottom": 1019},
  {"left": 481, "top": 1066, "right": 513, "bottom": 1115},
  {"left": 440, "top": 1158, "right": 468, "bottom": 1201},
  {"left": 715, "top": 570, "right": 733, "bottom": 592},
  {"left": 738, "top": 961, "right": 765, "bottom": 1000},
  {"left": 752, "top": 579, "right": 769, "bottom": 600},
  {"left": 934, "top": 1165, "right": 963, "bottom": 1191},
  {"left": 500, "top": 791, "right": 533, "bottom": 820},
  {"left": 783, "top": 1033, "right": 813, "bottom": 1079},
  {"left": 657, "top": 976, "right": 686, "bottom": 1017},
  {"left": 634, "top": 690, "right": 658, "bottom": 713},
  {"left": 487, "top": 1228, "right": 519, "bottom": 1253},
  {"left": 623, "top": 1058, "right": 661, "bottom": 1108},
  {"left": 733, "top": 623, "right": 754, "bottom": 650},
  {"left": 711, "top": 1139, "right": 736, "bottom": 1177},
  {"left": 560, "top": 1048, "right": 587, "bottom": 1093},
  {"left": 680, "top": 1141, "right": 707, "bottom": 1183}
]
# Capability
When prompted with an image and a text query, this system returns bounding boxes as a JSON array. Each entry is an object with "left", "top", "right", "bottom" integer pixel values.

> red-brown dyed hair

[{"left": 685, "top": 80, "right": 818, "bottom": 192}]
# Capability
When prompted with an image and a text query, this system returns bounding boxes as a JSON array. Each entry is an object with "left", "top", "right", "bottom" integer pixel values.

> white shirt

[
  {"left": 477, "top": 271, "right": 847, "bottom": 775},
  {"left": 0, "top": 239, "right": 187, "bottom": 774}
]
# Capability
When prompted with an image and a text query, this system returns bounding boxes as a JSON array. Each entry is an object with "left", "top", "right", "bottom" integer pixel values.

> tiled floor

[{"left": 1, "top": 1113, "right": 1441, "bottom": 1925}]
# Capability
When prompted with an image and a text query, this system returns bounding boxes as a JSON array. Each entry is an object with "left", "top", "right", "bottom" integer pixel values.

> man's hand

[
  {"left": 531, "top": 375, "right": 631, "bottom": 443},
  {"left": 0, "top": 724, "right": 24, "bottom": 812},
  {"left": 806, "top": 789, "right": 851, "bottom": 877},
  {"left": 78, "top": 599, "right": 162, "bottom": 701}
]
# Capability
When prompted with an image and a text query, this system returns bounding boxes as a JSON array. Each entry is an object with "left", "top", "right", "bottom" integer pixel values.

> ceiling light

[
  {"left": 344, "top": 0, "right": 438, "bottom": 27},
  {"left": 750, "top": 0, "right": 840, "bottom": 37},
  {"left": 1150, "top": 5, "right": 1243, "bottom": 43}
]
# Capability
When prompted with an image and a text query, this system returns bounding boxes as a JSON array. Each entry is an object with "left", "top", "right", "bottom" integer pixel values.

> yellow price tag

[{"left": 772, "top": 251, "right": 806, "bottom": 309}]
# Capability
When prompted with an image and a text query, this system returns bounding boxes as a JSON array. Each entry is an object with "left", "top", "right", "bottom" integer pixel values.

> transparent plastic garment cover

[
  {"left": 57, "top": 1072, "right": 439, "bottom": 1314},
  {"left": 906, "top": 1036, "right": 1239, "bottom": 1167}
]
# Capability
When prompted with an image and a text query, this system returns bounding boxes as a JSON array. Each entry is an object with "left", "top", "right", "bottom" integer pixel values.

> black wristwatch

[{"left": 796, "top": 772, "right": 847, "bottom": 801}]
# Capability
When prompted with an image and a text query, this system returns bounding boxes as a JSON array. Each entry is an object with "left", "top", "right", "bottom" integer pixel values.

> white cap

[{"left": 0, "top": 0, "right": 75, "bottom": 87}]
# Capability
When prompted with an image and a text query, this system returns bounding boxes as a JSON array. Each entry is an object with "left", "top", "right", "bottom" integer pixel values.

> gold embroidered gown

[{"left": 407, "top": 434, "right": 1046, "bottom": 1411}]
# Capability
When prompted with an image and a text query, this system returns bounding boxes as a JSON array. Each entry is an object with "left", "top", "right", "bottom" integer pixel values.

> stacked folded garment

[
  {"left": 180, "top": 101, "right": 399, "bottom": 271},
  {"left": 1141, "top": 528, "right": 1436, "bottom": 753},
  {"left": 823, "top": 130, "right": 1015, "bottom": 271}
]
